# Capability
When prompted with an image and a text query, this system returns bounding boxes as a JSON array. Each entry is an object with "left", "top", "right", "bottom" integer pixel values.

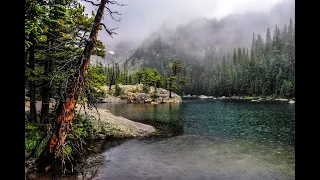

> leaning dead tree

[{"left": 36, "top": 0, "right": 125, "bottom": 172}]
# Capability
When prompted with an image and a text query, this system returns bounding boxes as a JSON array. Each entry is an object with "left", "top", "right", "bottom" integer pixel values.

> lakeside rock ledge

[
  {"left": 76, "top": 106, "right": 156, "bottom": 138},
  {"left": 25, "top": 99, "right": 156, "bottom": 138},
  {"left": 100, "top": 84, "right": 182, "bottom": 104}
]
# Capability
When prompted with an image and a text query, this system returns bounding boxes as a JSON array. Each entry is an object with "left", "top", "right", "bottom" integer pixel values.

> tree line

[
  {"left": 185, "top": 18, "right": 295, "bottom": 98},
  {"left": 93, "top": 59, "right": 185, "bottom": 98},
  {"left": 125, "top": 18, "right": 294, "bottom": 98}
]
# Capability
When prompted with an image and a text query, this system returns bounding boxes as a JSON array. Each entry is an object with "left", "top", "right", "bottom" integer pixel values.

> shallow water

[
  {"left": 33, "top": 99, "right": 294, "bottom": 179},
  {"left": 93, "top": 99, "right": 295, "bottom": 180},
  {"left": 94, "top": 136, "right": 294, "bottom": 180}
]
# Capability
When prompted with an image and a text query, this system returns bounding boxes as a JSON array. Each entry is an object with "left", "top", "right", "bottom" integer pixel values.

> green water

[
  {"left": 98, "top": 99, "right": 295, "bottom": 147},
  {"left": 94, "top": 99, "right": 295, "bottom": 180}
]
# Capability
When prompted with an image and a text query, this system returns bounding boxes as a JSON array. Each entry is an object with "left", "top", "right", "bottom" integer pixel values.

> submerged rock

[
  {"left": 288, "top": 100, "right": 295, "bottom": 104},
  {"left": 199, "top": 95, "right": 209, "bottom": 99},
  {"left": 275, "top": 98, "right": 289, "bottom": 101},
  {"left": 251, "top": 99, "right": 260, "bottom": 102}
]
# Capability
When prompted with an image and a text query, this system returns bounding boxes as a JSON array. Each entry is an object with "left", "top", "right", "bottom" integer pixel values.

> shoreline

[
  {"left": 184, "top": 95, "right": 295, "bottom": 103},
  {"left": 25, "top": 102, "right": 156, "bottom": 179},
  {"left": 25, "top": 101, "right": 157, "bottom": 138},
  {"left": 76, "top": 106, "right": 156, "bottom": 138},
  {"left": 99, "top": 85, "right": 183, "bottom": 104}
]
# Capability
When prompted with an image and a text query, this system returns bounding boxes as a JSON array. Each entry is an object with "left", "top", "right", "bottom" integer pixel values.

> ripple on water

[{"left": 94, "top": 135, "right": 294, "bottom": 180}]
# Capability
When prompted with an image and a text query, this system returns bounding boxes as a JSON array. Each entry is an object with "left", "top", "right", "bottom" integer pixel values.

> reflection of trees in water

[
  {"left": 149, "top": 104, "right": 184, "bottom": 137},
  {"left": 101, "top": 103, "right": 185, "bottom": 137}
]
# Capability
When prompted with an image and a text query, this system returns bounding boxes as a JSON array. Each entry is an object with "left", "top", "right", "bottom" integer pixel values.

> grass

[
  {"left": 25, "top": 122, "right": 52, "bottom": 158},
  {"left": 25, "top": 114, "right": 97, "bottom": 158}
]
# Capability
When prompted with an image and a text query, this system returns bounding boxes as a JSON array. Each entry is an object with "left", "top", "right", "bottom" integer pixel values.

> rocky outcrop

[
  {"left": 76, "top": 106, "right": 156, "bottom": 138},
  {"left": 100, "top": 96, "right": 126, "bottom": 103},
  {"left": 127, "top": 93, "right": 151, "bottom": 104},
  {"left": 103, "top": 84, "right": 182, "bottom": 104},
  {"left": 25, "top": 101, "right": 156, "bottom": 138}
]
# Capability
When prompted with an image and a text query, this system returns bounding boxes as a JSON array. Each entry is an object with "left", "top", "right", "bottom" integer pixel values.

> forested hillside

[{"left": 125, "top": 18, "right": 295, "bottom": 98}]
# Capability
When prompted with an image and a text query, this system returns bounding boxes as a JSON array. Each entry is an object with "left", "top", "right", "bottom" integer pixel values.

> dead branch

[
  {"left": 108, "top": 0, "right": 127, "bottom": 6},
  {"left": 48, "top": 56, "right": 79, "bottom": 87},
  {"left": 82, "top": 0, "right": 100, "bottom": 6},
  {"left": 98, "top": 23, "right": 118, "bottom": 38},
  {"left": 105, "top": 6, "right": 122, "bottom": 21}
]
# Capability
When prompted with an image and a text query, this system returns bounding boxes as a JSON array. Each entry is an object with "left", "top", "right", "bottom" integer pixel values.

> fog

[{"left": 82, "top": 0, "right": 294, "bottom": 61}]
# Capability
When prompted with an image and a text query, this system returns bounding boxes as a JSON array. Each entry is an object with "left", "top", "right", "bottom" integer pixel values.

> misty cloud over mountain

[{"left": 88, "top": 0, "right": 294, "bottom": 65}]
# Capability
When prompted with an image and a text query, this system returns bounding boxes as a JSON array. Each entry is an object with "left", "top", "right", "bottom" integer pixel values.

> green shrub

[
  {"left": 151, "top": 87, "right": 158, "bottom": 99},
  {"left": 89, "top": 87, "right": 106, "bottom": 99},
  {"left": 73, "top": 114, "right": 96, "bottom": 138},
  {"left": 25, "top": 114, "right": 96, "bottom": 159},
  {"left": 25, "top": 122, "right": 51, "bottom": 158},
  {"left": 114, "top": 84, "right": 123, "bottom": 96},
  {"left": 142, "top": 84, "right": 149, "bottom": 93}
]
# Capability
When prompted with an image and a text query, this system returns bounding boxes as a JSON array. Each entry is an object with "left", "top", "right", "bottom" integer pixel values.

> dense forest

[
  {"left": 25, "top": 0, "right": 122, "bottom": 172},
  {"left": 125, "top": 19, "right": 295, "bottom": 98},
  {"left": 25, "top": 0, "right": 106, "bottom": 123},
  {"left": 192, "top": 19, "right": 295, "bottom": 98}
]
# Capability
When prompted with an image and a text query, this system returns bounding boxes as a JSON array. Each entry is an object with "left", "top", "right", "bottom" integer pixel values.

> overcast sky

[{"left": 81, "top": 0, "right": 283, "bottom": 47}]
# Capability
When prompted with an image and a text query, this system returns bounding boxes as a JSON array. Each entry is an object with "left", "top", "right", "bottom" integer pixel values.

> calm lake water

[{"left": 93, "top": 99, "right": 295, "bottom": 180}]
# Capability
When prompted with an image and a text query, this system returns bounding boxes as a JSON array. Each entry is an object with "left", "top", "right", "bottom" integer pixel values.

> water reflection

[
  {"left": 98, "top": 103, "right": 185, "bottom": 137},
  {"left": 98, "top": 99, "right": 295, "bottom": 147}
]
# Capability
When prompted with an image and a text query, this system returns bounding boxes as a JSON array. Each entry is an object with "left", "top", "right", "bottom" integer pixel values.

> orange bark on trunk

[{"left": 37, "top": 0, "right": 108, "bottom": 172}]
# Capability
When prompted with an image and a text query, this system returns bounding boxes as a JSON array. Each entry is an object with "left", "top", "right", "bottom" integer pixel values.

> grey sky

[{"left": 81, "top": 0, "right": 282, "bottom": 47}]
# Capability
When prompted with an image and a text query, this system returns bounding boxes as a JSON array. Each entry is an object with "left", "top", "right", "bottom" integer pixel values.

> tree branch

[
  {"left": 105, "top": 6, "right": 122, "bottom": 21},
  {"left": 98, "top": 23, "right": 118, "bottom": 37},
  {"left": 81, "top": 0, "right": 100, "bottom": 6},
  {"left": 107, "top": 0, "right": 127, "bottom": 6}
]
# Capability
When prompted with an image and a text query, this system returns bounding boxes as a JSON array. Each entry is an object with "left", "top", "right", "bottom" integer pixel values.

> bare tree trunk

[
  {"left": 29, "top": 43, "right": 37, "bottom": 122},
  {"left": 109, "top": 62, "right": 115, "bottom": 90},
  {"left": 25, "top": 51, "right": 28, "bottom": 83},
  {"left": 40, "top": 60, "right": 52, "bottom": 123},
  {"left": 37, "top": 0, "right": 108, "bottom": 172},
  {"left": 169, "top": 80, "right": 172, "bottom": 98}
]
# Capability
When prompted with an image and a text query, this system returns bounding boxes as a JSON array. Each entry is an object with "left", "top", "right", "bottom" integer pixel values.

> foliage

[
  {"left": 25, "top": 0, "right": 107, "bottom": 120},
  {"left": 151, "top": 87, "right": 159, "bottom": 99},
  {"left": 142, "top": 84, "right": 149, "bottom": 93},
  {"left": 72, "top": 114, "right": 96, "bottom": 138},
  {"left": 87, "top": 63, "right": 107, "bottom": 98},
  {"left": 203, "top": 19, "right": 295, "bottom": 98},
  {"left": 114, "top": 84, "right": 123, "bottom": 96},
  {"left": 167, "top": 60, "right": 185, "bottom": 97},
  {"left": 134, "top": 68, "right": 163, "bottom": 87},
  {"left": 135, "top": 69, "right": 144, "bottom": 84},
  {"left": 25, "top": 122, "right": 51, "bottom": 158},
  {"left": 25, "top": 113, "right": 96, "bottom": 158}
]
